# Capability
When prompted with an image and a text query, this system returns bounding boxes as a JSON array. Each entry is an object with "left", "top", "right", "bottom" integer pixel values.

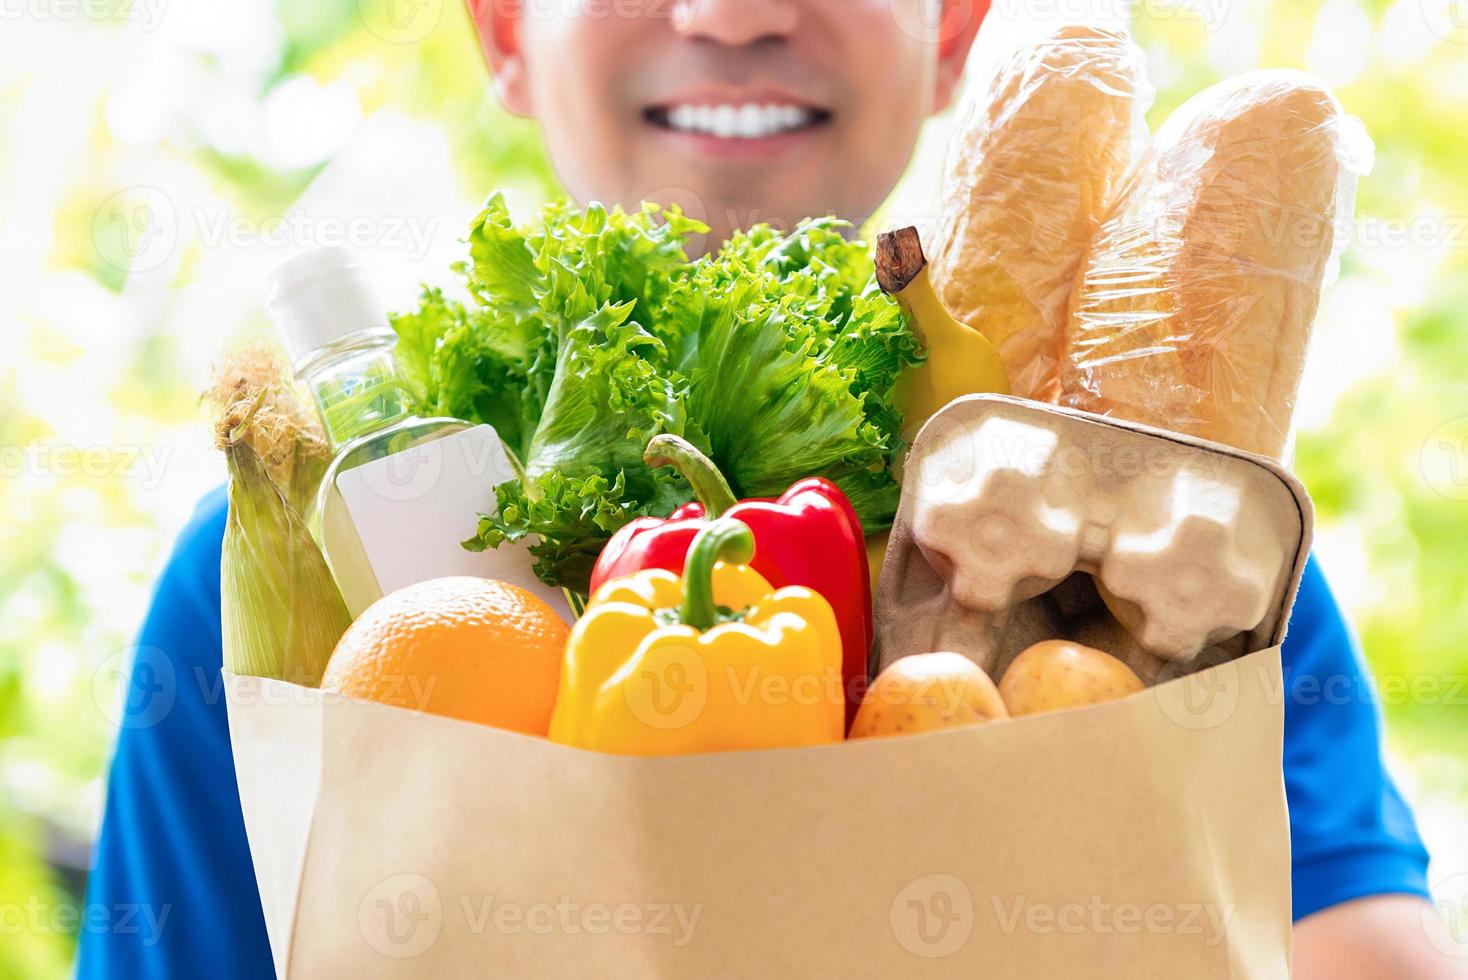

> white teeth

[
  {"left": 736, "top": 104, "right": 762, "bottom": 138},
  {"left": 660, "top": 102, "right": 816, "bottom": 139},
  {"left": 713, "top": 105, "right": 737, "bottom": 138}
]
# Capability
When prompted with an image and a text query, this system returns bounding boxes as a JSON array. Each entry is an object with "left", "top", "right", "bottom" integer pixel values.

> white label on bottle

[{"left": 334, "top": 425, "right": 573, "bottom": 621}]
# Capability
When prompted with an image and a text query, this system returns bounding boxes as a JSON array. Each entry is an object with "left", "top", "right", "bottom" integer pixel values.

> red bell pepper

[{"left": 590, "top": 435, "right": 872, "bottom": 724}]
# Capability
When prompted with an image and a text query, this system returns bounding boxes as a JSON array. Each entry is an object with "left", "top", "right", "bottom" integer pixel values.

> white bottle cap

[{"left": 264, "top": 246, "right": 392, "bottom": 370}]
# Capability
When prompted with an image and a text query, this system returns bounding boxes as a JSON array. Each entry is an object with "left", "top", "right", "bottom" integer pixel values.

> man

[
  {"left": 476, "top": 0, "right": 968, "bottom": 250},
  {"left": 80, "top": 1, "right": 1463, "bottom": 977}
]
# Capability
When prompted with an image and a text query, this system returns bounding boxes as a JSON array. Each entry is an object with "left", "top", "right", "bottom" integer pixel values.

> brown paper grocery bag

[
  {"left": 228, "top": 658, "right": 1297, "bottom": 978},
  {"left": 228, "top": 395, "right": 1310, "bottom": 979}
]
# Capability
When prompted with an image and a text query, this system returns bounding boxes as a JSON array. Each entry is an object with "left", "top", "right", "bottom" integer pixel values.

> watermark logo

[
  {"left": 1425, "top": 873, "right": 1468, "bottom": 959},
  {"left": 353, "top": 441, "right": 449, "bottom": 504},
  {"left": 992, "top": 894, "right": 1235, "bottom": 945},
  {"left": 349, "top": 428, "right": 518, "bottom": 506},
  {"left": 0, "top": 443, "right": 171, "bottom": 489},
  {"left": 891, "top": 873, "right": 974, "bottom": 959},
  {"left": 359, "top": 874, "right": 443, "bottom": 958},
  {"left": 1155, "top": 647, "right": 1241, "bottom": 731},
  {"left": 0, "top": 0, "right": 169, "bottom": 30},
  {"left": 91, "top": 186, "right": 177, "bottom": 274},
  {"left": 359, "top": 0, "right": 442, "bottom": 43},
  {"left": 625, "top": 643, "right": 709, "bottom": 732},
  {"left": 638, "top": 184, "right": 710, "bottom": 253},
  {"left": 1421, "top": 0, "right": 1468, "bottom": 42},
  {"left": 193, "top": 208, "right": 438, "bottom": 260},
  {"left": 91, "top": 189, "right": 440, "bottom": 272},
  {"left": 93, "top": 646, "right": 176, "bottom": 729},
  {"left": 0, "top": 899, "right": 171, "bottom": 946},
  {"left": 1421, "top": 416, "right": 1468, "bottom": 502},
  {"left": 978, "top": 0, "right": 1234, "bottom": 33},
  {"left": 890, "top": 0, "right": 985, "bottom": 45},
  {"left": 460, "top": 896, "right": 701, "bottom": 945}
]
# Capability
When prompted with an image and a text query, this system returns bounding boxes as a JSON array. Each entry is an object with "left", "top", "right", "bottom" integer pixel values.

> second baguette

[{"left": 1059, "top": 70, "right": 1369, "bottom": 459}]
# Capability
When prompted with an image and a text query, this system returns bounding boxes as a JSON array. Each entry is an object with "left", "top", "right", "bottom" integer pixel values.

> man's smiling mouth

[{"left": 644, "top": 102, "right": 832, "bottom": 140}]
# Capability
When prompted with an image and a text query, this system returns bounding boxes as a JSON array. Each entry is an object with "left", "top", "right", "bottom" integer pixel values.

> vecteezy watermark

[
  {"left": 910, "top": 412, "right": 1237, "bottom": 509},
  {"left": 890, "top": 875, "right": 1239, "bottom": 958},
  {"left": 891, "top": 874, "right": 975, "bottom": 959},
  {"left": 357, "top": 0, "right": 443, "bottom": 43},
  {"left": 92, "top": 186, "right": 440, "bottom": 274},
  {"left": 357, "top": 874, "right": 703, "bottom": 958},
  {"left": 340, "top": 425, "right": 520, "bottom": 511},
  {"left": 1152, "top": 658, "right": 1468, "bottom": 732},
  {"left": 991, "top": 894, "right": 1236, "bottom": 946},
  {"left": 1293, "top": 668, "right": 1468, "bottom": 709},
  {"left": 985, "top": 0, "right": 1233, "bottom": 32},
  {"left": 468, "top": 0, "right": 681, "bottom": 20},
  {"left": 1352, "top": 213, "right": 1468, "bottom": 252},
  {"left": 193, "top": 208, "right": 438, "bottom": 261},
  {"left": 1424, "top": 872, "right": 1468, "bottom": 959},
  {"left": 1154, "top": 647, "right": 1242, "bottom": 731},
  {"left": 624, "top": 642, "right": 712, "bottom": 733},
  {"left": 0, "top": 0, "right": 169, "bottom": 30},
  {"left": 198, "top": 667, "right": 439, "bottom": 711},
  {"left": 93, "top": 646, "right": 177, "bottom": 730},
  {"left": 622, "top": 651, "right": 856, "bottom": 735},
  {"left": 0, "top": 443, "right": 172, "bottom": 489},
  {"left": 91, "top": 186, "right": 178, "bottom": 275},
  {"left": 410, "top": 0, "right": 686, "bottom": 43},
  {"left": 887, "top": 0, "right": 992, "bottom": 46},
  {"left": 1421, "top": 416, "right": 1468, "bottom": 502},
  {"left": 1420, "top": 0, "right": 1468, "bottom": 42},
  {"left": 458, "top": 896, "right": 701, "bottom": 946},
  {"left": 359, "top": 874, "right": 444, "bottom": 959},
  {"left": 0, "top": 898, "right": 172, "bottom": 947}
]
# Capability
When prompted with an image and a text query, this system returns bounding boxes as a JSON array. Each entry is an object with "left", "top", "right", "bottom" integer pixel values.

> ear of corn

[{"left": 207, "top": 346, "right": 351, "bottom": 686}]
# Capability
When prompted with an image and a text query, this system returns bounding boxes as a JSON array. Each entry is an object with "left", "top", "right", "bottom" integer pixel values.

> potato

[
  {"left": 998, "top": 640, "right": 1144, "bottom": 716},
  {"left": 850, "top": 652, "right": 1008, "bottom": 739}
]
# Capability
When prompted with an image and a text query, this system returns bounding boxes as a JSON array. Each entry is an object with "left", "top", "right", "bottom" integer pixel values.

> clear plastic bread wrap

[
  {"left": 1058, "top": 70, "right": 1374, "bottom": 460},
  {"left": 931, "top": 25, "right": 1153, "bottom": 403}
]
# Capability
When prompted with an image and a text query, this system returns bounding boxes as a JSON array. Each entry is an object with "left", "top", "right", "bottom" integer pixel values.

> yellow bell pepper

[{"left": 549, "top": 518, "right": 845, "bottom": 755}]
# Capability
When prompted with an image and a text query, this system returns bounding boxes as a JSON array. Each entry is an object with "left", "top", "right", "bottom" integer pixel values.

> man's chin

[
  {"left": 635, "top": 180, "right": 851, "bottom": 253},
  {"left": 672, "top": 195, "right": 829, "bottom": 256}
]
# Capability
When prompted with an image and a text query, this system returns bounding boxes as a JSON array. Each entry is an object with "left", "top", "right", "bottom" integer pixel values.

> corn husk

[{"left": 207, "top": 346, "right": 350, "bottom": 686}]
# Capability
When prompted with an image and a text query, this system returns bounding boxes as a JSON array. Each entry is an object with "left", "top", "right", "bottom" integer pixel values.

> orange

[{"left": 321, "top": 576, "right": 570, "bottom": 736}]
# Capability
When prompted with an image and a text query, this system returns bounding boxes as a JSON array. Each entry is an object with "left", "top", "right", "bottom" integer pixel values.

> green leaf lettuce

[{"left": 393, "top": 193, "right": 918, "bottom": 591}]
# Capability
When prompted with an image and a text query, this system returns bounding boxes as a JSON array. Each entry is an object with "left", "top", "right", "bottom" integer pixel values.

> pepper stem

[
  {"left": 644, "top": 434, "right": 738, "bottom": 517},
  {"left": 681, "top": 518, "right": 754, "bottom": 631}
]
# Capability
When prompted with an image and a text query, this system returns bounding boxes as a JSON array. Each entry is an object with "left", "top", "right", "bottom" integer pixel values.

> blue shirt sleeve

[
  {"left": 1281, "top": 553, "right": 1432, "bottom": 921},
  {"left": 78, "top": 486, "right": 275, "bottom": 979}
]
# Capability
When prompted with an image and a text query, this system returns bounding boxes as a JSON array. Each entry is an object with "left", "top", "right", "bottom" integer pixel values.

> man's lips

[{"left": 643, "top": 93, "right": 832, "bottom": 142}]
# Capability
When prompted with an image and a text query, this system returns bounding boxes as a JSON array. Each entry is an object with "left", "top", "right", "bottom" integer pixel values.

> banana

[{"left": 876, "top": 226, "right": 1011, "bottom": 438}]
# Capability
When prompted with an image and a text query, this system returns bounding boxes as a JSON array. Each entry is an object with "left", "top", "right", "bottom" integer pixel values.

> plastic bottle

[{"left": 265, "top": 247, "right": 566, "bottom": 619}]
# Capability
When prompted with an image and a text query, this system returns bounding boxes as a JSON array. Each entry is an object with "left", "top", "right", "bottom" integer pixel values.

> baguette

[
  {"left": 930, "top": 25, "right": 1150, "bottom": 402},
  {"left": 1059, "top": 70, "right": 1368, "bottom": 459}
]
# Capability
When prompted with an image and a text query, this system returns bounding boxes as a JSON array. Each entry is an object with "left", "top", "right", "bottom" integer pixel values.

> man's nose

[{"left": 672, "top": 0, "right": 800, "bottom": 46}]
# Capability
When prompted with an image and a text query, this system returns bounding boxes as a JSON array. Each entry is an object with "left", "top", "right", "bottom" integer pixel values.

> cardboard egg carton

[{"left": 875, "top": 395, "right": 1311, "bottom": 685}]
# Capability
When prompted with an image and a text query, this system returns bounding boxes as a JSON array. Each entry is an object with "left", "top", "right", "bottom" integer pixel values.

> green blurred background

[{"left": 0, "top": 0, "right": 1464, "bottom": 974}]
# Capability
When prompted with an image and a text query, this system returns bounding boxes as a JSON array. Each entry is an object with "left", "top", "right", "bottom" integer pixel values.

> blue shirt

[{"left": 77, "top": 487, "right": 1432, "bottom": 976}]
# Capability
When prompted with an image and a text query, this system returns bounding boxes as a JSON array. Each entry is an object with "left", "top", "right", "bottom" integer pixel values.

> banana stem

[{"left": 875, "top": 226, "right": 927, "bottom": 296}]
